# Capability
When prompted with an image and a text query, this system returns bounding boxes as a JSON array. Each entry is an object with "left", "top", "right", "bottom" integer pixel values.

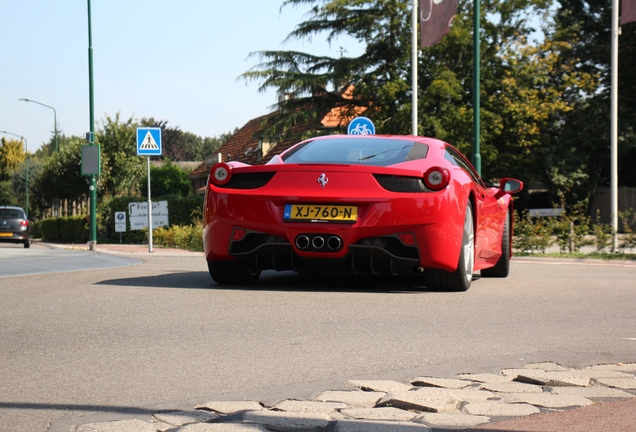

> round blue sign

[{"left": 347, "top": 116, "right": 376, "bottom": 135}]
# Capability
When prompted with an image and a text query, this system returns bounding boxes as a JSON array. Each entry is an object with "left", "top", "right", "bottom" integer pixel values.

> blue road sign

[
  {"left": 347, "top": 116, "right": 376, "bottom": 135},
  {"left": 136, "top": 127, "right": 162, "bottom": 156}
]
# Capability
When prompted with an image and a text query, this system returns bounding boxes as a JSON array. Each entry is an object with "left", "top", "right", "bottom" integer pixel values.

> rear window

[
  {"left": 282, "top": 137, "right": 428, "bottom": 167},
  {"left": 0, "top": 209, "right": 24, "bottom": 219}
]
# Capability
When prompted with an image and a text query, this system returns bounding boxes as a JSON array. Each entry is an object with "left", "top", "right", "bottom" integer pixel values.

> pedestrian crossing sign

[{"left": 136, "top": 127, "right": 162, "bottom": 156}]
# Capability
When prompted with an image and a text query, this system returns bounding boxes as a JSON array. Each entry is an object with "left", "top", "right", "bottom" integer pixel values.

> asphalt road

[{"left": 1, "top": 244, "right": 635, "bottom": 431}]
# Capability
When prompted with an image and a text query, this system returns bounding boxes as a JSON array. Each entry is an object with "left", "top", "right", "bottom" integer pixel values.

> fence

[{"left": 590, "top": 187, "right": 636, "bottom": 224}]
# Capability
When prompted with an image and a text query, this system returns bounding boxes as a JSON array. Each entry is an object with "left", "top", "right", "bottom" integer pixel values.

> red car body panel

[{"left": 203, "top": 135, "right": 518, "bottom": 277}]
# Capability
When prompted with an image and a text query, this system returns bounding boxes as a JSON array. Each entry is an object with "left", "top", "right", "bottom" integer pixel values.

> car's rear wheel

[
  {"left": 481, "top": 208, "right": 510, "bottom": 278},
  {"left": 425, "top": 201, "right": 474, "bottom": 292},
  {"left": 23, "top": 239, "right": 30, "bottom": 249},
  {"left": 208, "top": 260, "right": 261, "bottom": 285}
]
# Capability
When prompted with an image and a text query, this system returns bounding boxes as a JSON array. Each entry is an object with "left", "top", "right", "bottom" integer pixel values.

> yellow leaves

[
  {"left": 0, "top": 138, "right": 26, "bottom": 179},
  {"left": 484, "top": 33, "right": 603, "bottom": 149}
]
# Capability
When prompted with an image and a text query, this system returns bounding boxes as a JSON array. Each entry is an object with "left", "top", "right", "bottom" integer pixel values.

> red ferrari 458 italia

[{"left": 203, "top": 135, "right": 523, "bottom": 291}]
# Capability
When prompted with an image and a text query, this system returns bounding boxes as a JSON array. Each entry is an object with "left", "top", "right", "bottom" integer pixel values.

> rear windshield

[
  {"left": 282, "top": 137, "right": 428, "bottom": 167},
  {"left": 0, "top": 209, "right": 24, "bottom": 219}
]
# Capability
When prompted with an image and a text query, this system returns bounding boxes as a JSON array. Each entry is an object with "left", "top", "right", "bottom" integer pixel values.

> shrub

[
  {"left": 512, "top": 210, "right": 554, "bottom": 253},
  {"left": 619, "top": 209, "right": 636, "bottom": 252},
  {"left": 551, "top": 200, "right": 593, "bottom": 253},
  {"left": 35, "top": 215, "right": 88, "bottom": 243}
]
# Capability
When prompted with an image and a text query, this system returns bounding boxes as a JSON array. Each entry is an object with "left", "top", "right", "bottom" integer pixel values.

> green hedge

[
  {"left": 31, "top": 195, "right": 204, "bottom": 245},
  {"left": 34, "top": 216, "right": 88, "bottom": 243},
  {"left": 513, "top": 205, "right": 636, "bottom": 254},
  {"left": 100, "top": 194, "right": 204, "bottom": 244}
]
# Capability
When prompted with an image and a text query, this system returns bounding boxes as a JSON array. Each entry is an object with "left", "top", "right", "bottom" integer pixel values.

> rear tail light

[
  {"left": 231, "top": 228, "right": 247, "bottom": 241},
  {"left": 20, "top": 220, "right": 29, "bottom": 227},
  {"left": 398, "top": 233, "right": 416, "bottom": 246},
  {"left": 210, "top": 163, "right": 232, "bottom": 186},
  {"left": 423, "top": 167, "right": 450, "bottom": 191}
]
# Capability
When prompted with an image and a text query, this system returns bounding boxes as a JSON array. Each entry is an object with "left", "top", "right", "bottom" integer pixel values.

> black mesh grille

[
  {"left": 374, "top": 175, "right": 431, "bottom": 193},
  {"left": 218, "top": 172, "right": 276, "bottom": 189}
]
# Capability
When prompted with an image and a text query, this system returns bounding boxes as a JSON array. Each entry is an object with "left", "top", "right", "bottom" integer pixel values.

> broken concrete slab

[
  {"left": 463, "top": 401, "right": 541, "bottom": 417},
  {"left": 411, "top": 377, "right": 472, "bottom": 389},
  {"left": 179, "top": 423, "right": 269, "bottom": 432},
  {"left": 513, "top": 370, "right": 591, "bottom": 387},
  {"left": 242, "top": 410, "right": 332, "bottom": 431},
  {"left": 314, "top": 390, "right": 385, "bottom": 407},
  {"left": 346, "top": 380, "right": 413, "bottom": 393},
  {"left": 523, "top": 362, "right": 568, "bottom": 371},
  {"left": 502, "top": 392, "right": 594, "bottom": 408},
  {"left": 479, "top": 381, "right": 544, "bottom": 393},
  {"left": 274, "top": 400, "right": 348, "bottom": 414},
  {"left": 76, "top": 420, "right": 159, "bottom": 432},
  {"left": 377, "top": 388, "right": 461, "bottom": 413},
  {"left": 456, "top": 373, "right": 512, "bottom": 384},
  {"left": 550, "top": 385, "right": 635, "bottom": 399},
  {"left": 576, "top": 369, "right": 634, "bottom": 379},
  {"left": 448, "top": 388, "right": 497, "bottom": 402},
  {"left": 340, "top": 407, "right": 417, "bottom": 421},
  {"left": 416, "top": 412, "right": 490, "bottom": 428},
  {"left": 153, "top": 411, "right": 218, "bottom": 427},
  {"left": 334, "top": 419, "right": 432, "bottom": 432},
  {"left": 596, "top": 377, "right": 636, "bottom": 390},
  {"left": 194, "top": 401, "right": 263, "bottom": 414},
  {"left": 590, "top": 363, "right": 636, "bottom": 373}
]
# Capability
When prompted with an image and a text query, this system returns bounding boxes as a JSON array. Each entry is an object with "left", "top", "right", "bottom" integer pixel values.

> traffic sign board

[
  {"left": 136, "top": 127, "right": 162, "bottom": 156},
  {"left": 114, "top": 211, "right": 126, "bottom": 233},
  {"left": 128, "top": 201, "right": 169, "bottom": 230},
  {"left": 347, "top": 116, "right": 376, "bottom": 135}
]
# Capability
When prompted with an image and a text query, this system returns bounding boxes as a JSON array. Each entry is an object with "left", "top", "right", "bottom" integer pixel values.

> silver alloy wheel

[{"left": 462, "top": 203, "right": 475, "bottom": 282}]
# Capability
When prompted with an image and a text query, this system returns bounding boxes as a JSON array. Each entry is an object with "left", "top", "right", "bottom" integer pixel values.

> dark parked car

[{"left": 0, "top": 206, "right": 30, "bottom": 248}]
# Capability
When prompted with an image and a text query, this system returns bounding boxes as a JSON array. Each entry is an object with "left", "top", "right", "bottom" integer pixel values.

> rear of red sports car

[{"left": 203, "top": 135, "right": 522, "bottom": 290}]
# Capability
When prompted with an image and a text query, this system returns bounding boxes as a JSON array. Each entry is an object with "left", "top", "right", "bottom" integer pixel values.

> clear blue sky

[{"left": 1, "top": 1, "right": 363, "bottom": 151}]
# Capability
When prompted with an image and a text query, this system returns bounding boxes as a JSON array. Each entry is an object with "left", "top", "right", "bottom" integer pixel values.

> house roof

[
  {"left": 217, "top": 113, "right": 274, "bottom": 165},
  {"left": 189, "top": 87, "right": 368, "bottom": 183},
  {"left": 320, "top": 85, "right": 367, "bottom": 128},
  {"left": 190, "top": 161, "right": 210, "bottom": 180}
]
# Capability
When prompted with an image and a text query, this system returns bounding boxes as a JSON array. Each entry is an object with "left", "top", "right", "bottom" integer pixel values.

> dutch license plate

[
  {"left": 284, "top": 204, "right": 357, "bottom": 222},
  {"left": 0, "top": 232, "right": 12, "bottom": 237}
]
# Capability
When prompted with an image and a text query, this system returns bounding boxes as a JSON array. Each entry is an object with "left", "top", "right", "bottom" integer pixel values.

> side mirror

[{"left": 496, "top": 178, "right": 524, "bottom": 198}]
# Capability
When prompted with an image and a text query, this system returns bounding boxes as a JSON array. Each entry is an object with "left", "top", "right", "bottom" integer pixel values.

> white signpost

[
  {"left": 136, "top": 127, "right": 162, "bottom": 253},
  {"left": 114, "top": 211, "right": 126, "bottom": 243},
  {"left": 128, "top": 201, "right": 169, "bottom": 230}
]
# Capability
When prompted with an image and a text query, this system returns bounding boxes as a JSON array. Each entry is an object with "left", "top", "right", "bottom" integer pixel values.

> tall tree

[
  {"left": 98, "top": 113, "right": 145, "bottom": 197},
  {"left": 546, "top": 0, "right": 636, "bottom": 203},
  {"left": 242, "top": 0, "right": 414, "bottom": 138},
  {"left": 32, "top": 137, "right": 92, "bottom": 212},
  {"left": 0, "top": 137, "right": 26, "bottom": 181},
  {"left": 241, "top": 0, "right": 563, "bottom": 185},
  {"left": 139, "top": 159, "right": 192, "bottom": 198}
]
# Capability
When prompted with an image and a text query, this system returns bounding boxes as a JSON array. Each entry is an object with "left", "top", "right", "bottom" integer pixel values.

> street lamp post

[
  {"left": 87, "top": 0, "right": 97, "bottom": 251},
  {"left": 0, "top": 131, "right": 28, "bottom": 218},
  {"left": 19, "top": 98, "right": 58, "bottom": 152}
]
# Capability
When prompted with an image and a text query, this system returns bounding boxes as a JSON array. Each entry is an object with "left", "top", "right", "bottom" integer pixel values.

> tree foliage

[
  {"left": 139, "top": 159, "right": 192, "bottom": 198},
  {"left": 98, "top": 113, "right": 145, "bottom": 197},
  {"left": 546, "top": 0, "right": 636, "bottom": 202},
  {"left": 242, "top": 0, "right": 635, "bottom": 203},
  {"left": 32, "top": 137, "right": 90, "bottom": 208},
  {"left": 0, "top": 137, "right": 26, "bottom": 181},
  {"left": 29, "top": 113, "right": 236, "bottom": 217}
]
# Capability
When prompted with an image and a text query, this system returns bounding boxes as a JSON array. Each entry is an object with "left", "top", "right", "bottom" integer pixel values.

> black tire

[
  {"left": 23, "top": 240, "right": 30, "bottom": 249},
  {"left": 208, "top": 260, "right": 261, "bottom": 285},
  {"left": 425, "top": 201, "right": 474, "bottom": 292},
  {"left": 481, "top": 208, "right": 510, "bottom": 278}
]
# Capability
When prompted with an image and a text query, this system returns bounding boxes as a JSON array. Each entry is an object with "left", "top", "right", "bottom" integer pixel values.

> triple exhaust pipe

[{"left": 295, "top": 234, "right": 342, "bottom": 252}]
